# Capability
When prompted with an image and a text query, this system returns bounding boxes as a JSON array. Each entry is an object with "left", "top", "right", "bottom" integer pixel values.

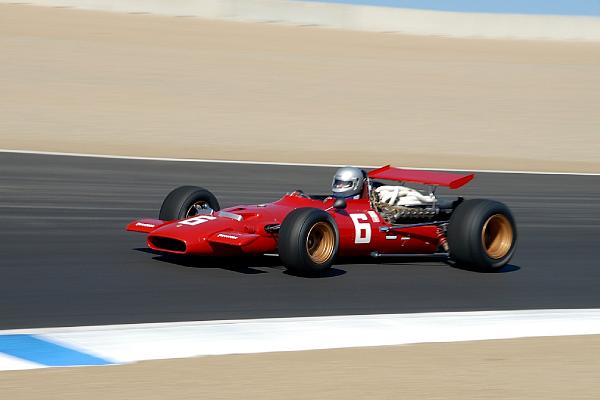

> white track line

[
  {"left": 0, "top": 354, "right": 44, "bottom": 371},
  {"left": 1, "top": 149, "right": 599, "bottom": 176},
  {"left": 1, "top": 309, "right": 600, "bottom": 370}
]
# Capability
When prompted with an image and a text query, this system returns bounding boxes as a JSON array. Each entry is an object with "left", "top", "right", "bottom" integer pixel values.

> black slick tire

[
  {"left": 278, "top": 208, "right": 339, "bottom": 275},
  {"left": 158, "top": 186, "right": 220, "bottom": 221},
  {"left": 447, "top": 199, "right": 517, "bottom": 271}
]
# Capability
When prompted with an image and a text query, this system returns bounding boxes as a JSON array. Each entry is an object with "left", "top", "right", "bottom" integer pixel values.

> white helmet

[{"left": 332, "top": 166, "right": 365, "bottom": 198}]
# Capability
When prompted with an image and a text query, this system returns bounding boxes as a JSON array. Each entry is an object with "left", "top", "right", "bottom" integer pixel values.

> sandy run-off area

[
  {"left": 2, "top": 4, "right": 600, "bottom": 172},
  {"left": 2, "top": 335, "right": 600, "bottom": 400}
]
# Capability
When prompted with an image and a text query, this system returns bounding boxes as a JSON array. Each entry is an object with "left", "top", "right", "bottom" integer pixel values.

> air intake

[{"left": 148, "top": 236, "right": 186, "bottom": 253}]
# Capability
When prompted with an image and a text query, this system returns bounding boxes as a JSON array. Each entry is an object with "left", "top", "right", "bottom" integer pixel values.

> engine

[{"left": 370, "top": 185, "right": 440, "bottom": 223}]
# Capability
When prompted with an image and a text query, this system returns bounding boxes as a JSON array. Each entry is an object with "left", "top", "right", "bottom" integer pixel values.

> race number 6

[
  {"left": 350, "top": 213, "right": 371, "bottom": 244},
  {"left": 179, "top": 215, "right": 216, "bottom": 226}
]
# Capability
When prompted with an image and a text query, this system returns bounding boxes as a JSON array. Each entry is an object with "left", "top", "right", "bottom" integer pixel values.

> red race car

[{"left": 127, "top": 165, "right": 517, "bottom": 275}]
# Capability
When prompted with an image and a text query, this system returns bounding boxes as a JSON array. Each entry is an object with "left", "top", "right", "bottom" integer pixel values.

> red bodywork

[{"left": 127, "top": 167, "right": 474, "bottom": 258}]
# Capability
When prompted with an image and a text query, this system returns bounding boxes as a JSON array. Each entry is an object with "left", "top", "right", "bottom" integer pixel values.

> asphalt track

[{"left": 1, "top": 152, "right": 599, "bottom": 330}]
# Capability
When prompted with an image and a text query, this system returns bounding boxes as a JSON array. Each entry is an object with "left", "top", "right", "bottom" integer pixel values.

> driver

[{"left": 331, "top": 166, "right": 366, "bottom": 199}]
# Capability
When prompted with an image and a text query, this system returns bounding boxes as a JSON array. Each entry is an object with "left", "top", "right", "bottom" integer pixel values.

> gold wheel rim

[
  {"left": 482, "top": 214, "right": 513, "bottom": 259},
  {"left": 306, "top": 222, "right": 335, "bottom": 264}
]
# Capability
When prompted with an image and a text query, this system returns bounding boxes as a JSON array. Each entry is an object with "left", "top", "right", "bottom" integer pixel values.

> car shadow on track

[
  {"left": 134, "top": 248, "right": 518, "bottom": 276},
  {"left": 349, "top": 256, "right": 521, "bottom": 274},
  {"left": 448, "top": 262, "right": 521, "bottom": 273},
  {"left": 134, "top": 248, "right": 347, "bottom": 277},
  {"left": 282, "top": 268, "right": 347, "bottom": 278}
]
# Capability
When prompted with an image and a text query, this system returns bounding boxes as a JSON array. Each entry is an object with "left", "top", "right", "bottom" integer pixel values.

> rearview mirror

[{"left": 333, "top": 198, "right": 347, "bottom": 210}]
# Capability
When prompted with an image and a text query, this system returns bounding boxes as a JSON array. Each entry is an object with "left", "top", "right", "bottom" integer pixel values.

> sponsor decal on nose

[
  {"left": 217, "top": 233, "right": 239, "bottom": 240},
  {"left": 135, "top": 222, "right": 155, "bottom": 228}
]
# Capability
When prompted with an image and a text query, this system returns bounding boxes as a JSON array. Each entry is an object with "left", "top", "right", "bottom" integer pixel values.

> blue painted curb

[{"left": 0, "top": 335, "right": 112, "bottom": 367}]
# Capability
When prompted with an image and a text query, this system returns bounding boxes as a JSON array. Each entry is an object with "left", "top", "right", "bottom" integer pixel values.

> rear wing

[{"left": 368, "top": 165, "right": 474, "bottom": 189}]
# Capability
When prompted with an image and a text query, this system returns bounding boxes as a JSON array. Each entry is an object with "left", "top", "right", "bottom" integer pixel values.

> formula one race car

[{"left": 127, "top": 165, "right": 517, "bottom": 275}]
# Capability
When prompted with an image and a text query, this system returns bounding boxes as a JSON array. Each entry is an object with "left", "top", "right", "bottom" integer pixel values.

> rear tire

[
  {"left": 158, "top": 186, "right": 220, "bottom": 221},
  {"left": 447, "top": 199, "right": 517, "bottom": 271},
  {"left": 278, "top": 208, "right": 339, "bottom": 275}
]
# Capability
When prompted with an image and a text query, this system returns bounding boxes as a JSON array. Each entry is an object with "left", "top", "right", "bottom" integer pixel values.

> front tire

[
  {"left": 278, "top": 208, "right": 339, "bottom": 275},
  {"left": 159, "top": 186, "right": 220, "bottom": 221},
  {"left": 447, "top": 199, "right": 517, "bottom": 271}
]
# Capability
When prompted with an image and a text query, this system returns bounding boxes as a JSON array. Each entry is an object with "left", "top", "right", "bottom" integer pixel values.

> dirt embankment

[{"left": 2, "top": 4, "right": 600, "bottom": 172}]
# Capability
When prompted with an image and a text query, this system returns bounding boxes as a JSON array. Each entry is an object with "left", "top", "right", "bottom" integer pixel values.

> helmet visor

[{"left": 332, "top": 179, "right": 354, "bottom": 190}]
